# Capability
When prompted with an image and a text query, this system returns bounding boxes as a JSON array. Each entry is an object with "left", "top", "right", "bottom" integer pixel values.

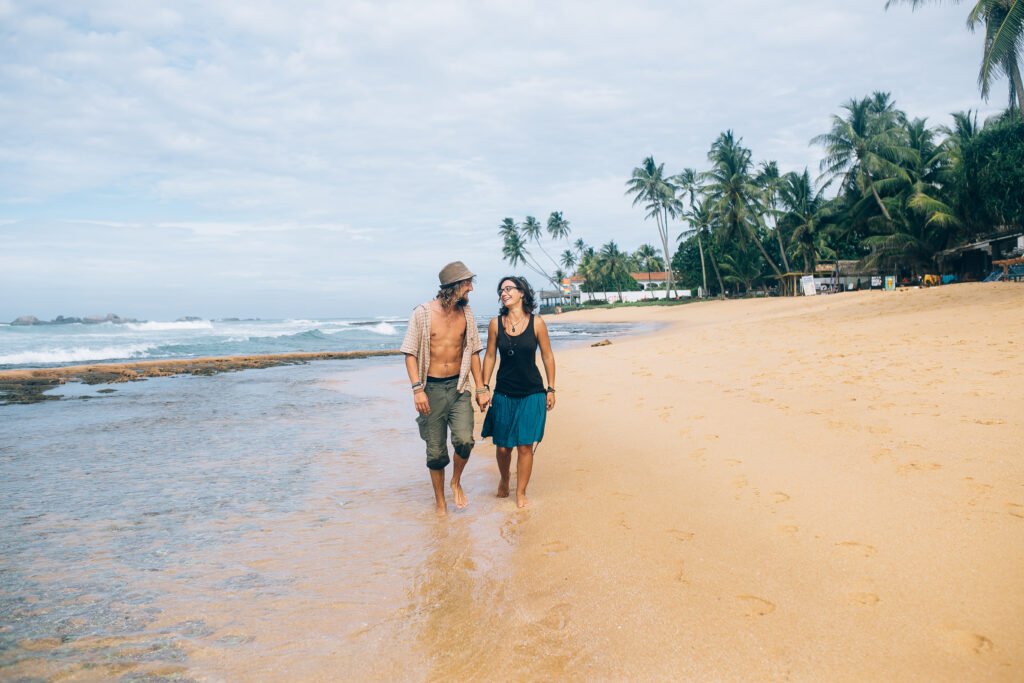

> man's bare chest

[{"left": 429, "top": 309, "right": 467, "bottom": 346}]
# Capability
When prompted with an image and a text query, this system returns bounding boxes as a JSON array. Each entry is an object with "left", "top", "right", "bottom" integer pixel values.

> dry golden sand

[{"left": 482, "top": 283, "right": 1023, "bottom": 681}]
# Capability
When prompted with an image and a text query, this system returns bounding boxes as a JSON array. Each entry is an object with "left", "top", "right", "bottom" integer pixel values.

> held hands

[{"left": 476, "top": 388, "right": 491, "bottom": 412}]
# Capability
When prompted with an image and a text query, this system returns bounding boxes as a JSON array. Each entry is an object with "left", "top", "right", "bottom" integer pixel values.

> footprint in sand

[
  {"left": 836, "top": 541, "right": 878, "bottom": 557},
  {"left": 538, "top": 602, "right": 572, "bottom": 631},
  {"left": 658, "top": 407, "right": 673, "bottom": 422},
  {"left": 675, "top": 561, "right": 690, "bottom": 585},
  {"left": 542, "top": 540, "right": 568, "bottom": 555},
  {"left": 1006, "top": 503, "right": 1024, "bottom": 519},
  {"left": 941, "top": 630, "right": 994, "bottom": 656},
  {"left": 872, "top": 447, "right": 893, "bottom": 463},
  {"left": 897, "top": 461, "right": 942, "bottom": 474},
  {"left": 772, "top": 491, "right": 791, "bottom": 504},
  {"left": 666, "top": 528, "right": 695, "bottom": 542},
  {"left": 616, "top": 514, "right": 632, "bottom": 530},
  {"left": 737, "top": 595, "right": 776, "bottom": 617},
  {"left": 848, "top": 592, "right": 880, "bottom": 606},
  {"left": 970, "top": 418, "right": 1005, "bottom": 426},
  {"left": 724, "top": 458, "right": 742, "bottom": 466},
  {"left": 779, "top": 524, "right": 799, "bottom": 535},
  {"left": 963, "top": 479, "right": 993, "bottom": 507}
]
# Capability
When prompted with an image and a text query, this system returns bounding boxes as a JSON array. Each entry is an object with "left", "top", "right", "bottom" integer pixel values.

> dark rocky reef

[
  {"left": 0, "top": 350, "right": 402, "bottom": 405},
  {"left": 10, "top": 313, "right": 141, "bottom": 325}
]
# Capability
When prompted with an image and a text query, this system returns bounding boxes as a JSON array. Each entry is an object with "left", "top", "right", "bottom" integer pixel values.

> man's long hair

[
  {"left": 436, "top": 278, "right": 472, "bottom": 310},
  {"left": 497, "top": 275, "right": 537, "bottom": 317}
]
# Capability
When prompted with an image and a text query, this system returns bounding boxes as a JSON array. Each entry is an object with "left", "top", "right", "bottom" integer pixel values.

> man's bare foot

[
  {"left": 496, "top": 479, "right": 510, "bottom": 498},
  {"left": 451, "top": 481, "right": 468, "bottom": 509},
  {"left": 516, "top": 493, "right": 529, "bottom": 509}
]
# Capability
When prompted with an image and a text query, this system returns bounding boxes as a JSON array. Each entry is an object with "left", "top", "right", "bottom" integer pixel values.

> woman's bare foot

[
  {"left": 496, "top": 478, "right": 510, "bottom": 498},
  {"left": 451, "top": 481, "right": 468, "bottom": 509},
  {"left": 516, "top": 492, "right": 529, "bottom": 509},
  {"left": 435, "top": 501, "right": 448, "bottom": 516}
]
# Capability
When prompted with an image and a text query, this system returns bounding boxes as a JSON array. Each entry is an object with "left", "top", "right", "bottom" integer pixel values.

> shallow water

[{"left": 0, "top": 359, "right": 538, "bottom": 681}]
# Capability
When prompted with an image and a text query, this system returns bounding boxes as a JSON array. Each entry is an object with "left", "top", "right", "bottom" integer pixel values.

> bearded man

[{"left": 400, "top": 261, "right": 490, "bottom": 514}]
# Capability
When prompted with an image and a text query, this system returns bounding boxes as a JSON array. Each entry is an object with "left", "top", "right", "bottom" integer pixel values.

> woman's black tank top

[{"left": 495, "top": 314, "right": 545, "bottom": 397}]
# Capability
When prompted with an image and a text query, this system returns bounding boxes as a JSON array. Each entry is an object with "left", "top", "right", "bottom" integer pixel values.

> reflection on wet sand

[{"left": 0, "top": 358, "right": 584, "bottom": 681}]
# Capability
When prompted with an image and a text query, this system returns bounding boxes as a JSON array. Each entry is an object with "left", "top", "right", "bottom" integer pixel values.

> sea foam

[
  {"left": 126, "top": 320, "right": 214, "bottom": 331},
  {"left": 0, "top": 344, "right": 158, "bottom": 366}
]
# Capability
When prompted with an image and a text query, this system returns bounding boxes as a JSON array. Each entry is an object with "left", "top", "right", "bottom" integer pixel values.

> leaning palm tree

[
  {"left": 702, "top": 131, "right": 785, "bottom": 281},
  {"left": 625, "top": 156, "right": 680, "bottom": 296},
  {"left": 499, "top": 218, "right": 561, "bottom": 290},
  {"left": 886, "top": 0, "right": 1024, "bottom": 112}
]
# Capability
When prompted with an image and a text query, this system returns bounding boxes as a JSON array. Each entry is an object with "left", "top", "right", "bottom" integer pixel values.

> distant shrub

[{"left": 583, "top": 299, "right": 608, "bottom": 306}]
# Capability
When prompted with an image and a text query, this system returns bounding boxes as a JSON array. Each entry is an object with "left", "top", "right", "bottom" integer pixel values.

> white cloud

[{"left": 0, "top": 0, "right": 1009, "bottom": 319}]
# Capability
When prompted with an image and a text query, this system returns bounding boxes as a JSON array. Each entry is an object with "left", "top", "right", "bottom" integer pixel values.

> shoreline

[{"left": 0, "top": 350, "right": 401, "bottom": 404}]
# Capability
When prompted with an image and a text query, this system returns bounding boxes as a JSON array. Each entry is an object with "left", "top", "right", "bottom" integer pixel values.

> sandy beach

[
  {"left": 2, "top": 283, "right": 1022, "bottom": 682},
  {"left": 473, "top": 282, "right": 1023, "bottom": 681}
]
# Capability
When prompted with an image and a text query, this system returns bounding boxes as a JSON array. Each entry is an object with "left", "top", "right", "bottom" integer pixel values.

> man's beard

[{"left": 455, "top": 296, "right": 468, "bottom": 308}]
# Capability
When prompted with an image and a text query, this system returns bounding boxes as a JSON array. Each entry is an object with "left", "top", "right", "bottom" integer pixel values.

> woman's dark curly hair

[{"left": 496, "top": 275, "right": 537, "bottom": 316}]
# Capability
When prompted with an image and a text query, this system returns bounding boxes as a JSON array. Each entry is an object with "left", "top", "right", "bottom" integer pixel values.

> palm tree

[
  {"left": 755, "top": 160, "right": 792, "bottom": 272},
  {"left": 560, "top": 249, "right": 577, "bottom": 273},
  {"left": 672, "top": 167, "right": 709, "bottom": 296},
  {"left": 886, "top": 0, "right": 1024, "bottom": 112},
  {"left": 633, "top": 243, "right": 664, "bottom": 288},
  {"left": 598, "top": 241, "right": 631, "bottom": 303},
  {"left": 863, "top": 117, "right": 961, "bottom": 277},
  {"left": 576, "top": 246, "right": 598, "bottom": 301},
  {"left": 938, "top": 110, "right": 986, "bottom": 235},
  {"left": 779, "top": 169, "right": 833, "bottom": 272},
  {"left": 498, "top": 218, "right": 560, "bottom": 290},
  {"left": 625, "top": 156, "right": 681, "bottom": 296},
  {"left": 718, "top": 241, "right": 766, "bottom": 295},
  {"left": 811, "top": 94, "right": 916, "bottom": 225},
  {"left": 682, "top": 198, "right": 727, "bottom": 296},
  {"left": 703, "top": 131, "right": 785, "bottom": 281},
  {"left": 547, "top": 211, "right": 572, "bottom": 244}
]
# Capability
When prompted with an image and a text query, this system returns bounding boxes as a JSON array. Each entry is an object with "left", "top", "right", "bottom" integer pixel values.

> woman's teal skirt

[{"left": 482, "top": 391, "right": 547, "bottom": 447}]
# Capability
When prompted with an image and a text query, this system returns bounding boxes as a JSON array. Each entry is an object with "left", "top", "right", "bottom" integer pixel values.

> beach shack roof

[{"left": 938, "top": 231, "right": 1024, "bottom": 259}]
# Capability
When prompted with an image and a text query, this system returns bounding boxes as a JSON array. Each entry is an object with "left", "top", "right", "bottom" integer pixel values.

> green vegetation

[
  {"left": 500, "top": 6, "right": 1022, "bottom": 302},
  {"left": 659, "top": 94, "right": 1023, "bottom": 297}
]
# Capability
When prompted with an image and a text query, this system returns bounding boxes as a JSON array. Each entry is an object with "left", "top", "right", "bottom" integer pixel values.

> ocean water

[
  {"left": 0, "top": 319, "right": 635, "bottom": 680},
  {"left": 0, "top": 316, "right": 628, "bottom": 369}
]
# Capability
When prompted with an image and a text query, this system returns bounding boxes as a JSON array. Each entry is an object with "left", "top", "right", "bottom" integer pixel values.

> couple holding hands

[{"left": 400, "top": 261, "right": 556, "bottom": 514}]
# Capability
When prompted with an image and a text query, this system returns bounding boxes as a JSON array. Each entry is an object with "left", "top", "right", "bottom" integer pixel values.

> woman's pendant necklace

[{"left": 504, "top": 315, "right": 518, "bottom": 356}]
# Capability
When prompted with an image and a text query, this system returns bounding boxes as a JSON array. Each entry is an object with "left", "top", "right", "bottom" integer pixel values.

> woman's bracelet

[
  {"left": 476, "top": 384, "right": 490, "bottom": 395},
  {"left": 546, "top": 387, "right": 556, "bottom": 393}
]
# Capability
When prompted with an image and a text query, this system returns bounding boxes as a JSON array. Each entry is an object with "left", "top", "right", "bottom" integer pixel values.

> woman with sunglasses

[{"left": 480, "top": 276, "right": 556, "bottom": 508}]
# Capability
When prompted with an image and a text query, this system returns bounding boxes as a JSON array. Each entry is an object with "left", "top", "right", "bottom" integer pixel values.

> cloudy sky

[{"left": 0, "top": 0, "right": 1006, "bottom": 320}]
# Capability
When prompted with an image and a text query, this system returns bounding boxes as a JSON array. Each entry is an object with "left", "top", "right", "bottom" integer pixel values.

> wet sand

[{"left": 3, "top": 284, "right": 1022, "bottom": 681}]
